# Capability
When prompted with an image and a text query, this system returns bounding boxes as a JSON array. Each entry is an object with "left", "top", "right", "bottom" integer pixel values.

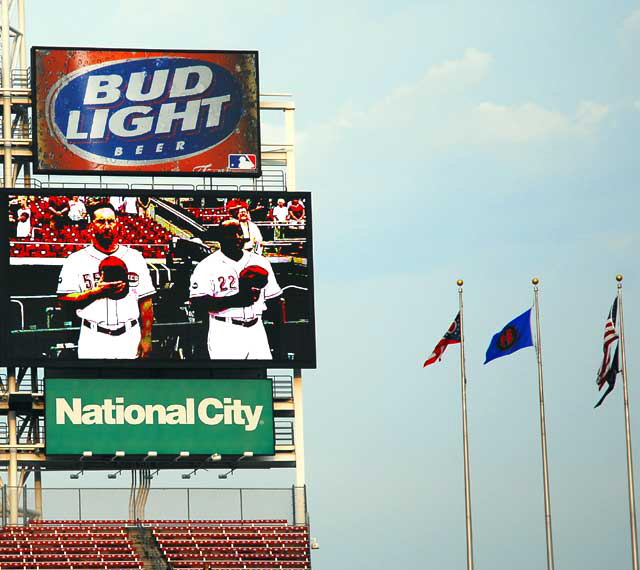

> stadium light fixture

[
  {"left": 209, "top": 453, "right": 222, "bottom": 462},
  {"left": 110, "top": 451, "right": 125, "bottom": 462},
  {"left": 69, "top": 470, "right": 83, "bottom": 480},
  {"left": 107, "top": 470, "right": 122, "bottom": 480},
  {"left": 143, "top": 451, "right": 158, "bottom": 462},
  {"left": 218, "top": 451, "right": 253, "bottom": 479},
  {"left": 79, "top": 451, "right": 92, "bottom": 461},
  {"left": 174, "top": 451, "right": 190, "bottom": 462},
  {"left": 182, "top": 468, "right": 199, "bottom": 480}
]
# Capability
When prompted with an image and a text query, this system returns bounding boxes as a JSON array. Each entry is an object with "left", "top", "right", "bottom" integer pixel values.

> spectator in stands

[
  {"left": 7, "top": 195, "right": 19, "bottom": 237},
  {"left": 272, "top": 198, "right": 289, "bottom": 240},
  {"left": 110, "top": 196, "right": 137, "bottom": 216},
  {"left": 15, "top": 197, "right": 31, "bottom": 238},
  {"left": 136, "top": 195, "right": 153, "bottom": 218},
  {"left": 227, "top": 199, "right": 263, "bottom": 254},
  {"left": 67, "top": 196, "right": 88, "bottom": 229},
  {"left": 250, "top": 197, "right": 274, "bottom": 241},
  {"left": 249, "top": 197, "right": 271, "bottom": 222},
  {"left": 288, "top": 198, "right": 305, "bottom": 229},
  {"left": 47, "top": 195, "right": 70, "bottom": 229}
]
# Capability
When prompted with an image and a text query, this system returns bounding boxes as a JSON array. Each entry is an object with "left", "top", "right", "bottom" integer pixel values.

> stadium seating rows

[
  {"left": 12, "top": 197, "right": 173, "bottom": 259},
  {"left": 0, "top": 520, "right": 311, "bottom": 570},
  {"left": 9, "top": 241, "right": 168, "bottom": 259},
  {"left": 185, "top": 207, "right": 228, "bottom": 225}
]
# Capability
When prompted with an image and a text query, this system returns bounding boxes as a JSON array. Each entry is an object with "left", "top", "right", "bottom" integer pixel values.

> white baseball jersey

[
  {"left": 57, "top": 244, "right": 155, "bottom": 326},
  {"left": 189, "top": 250, "right": 281, "bottom": 320},
  {"left": 15, "top": 208, "right": 31, "bottom": 238},
  {"left": 67, "top": 199, "right": 87, "bottom": 222}
]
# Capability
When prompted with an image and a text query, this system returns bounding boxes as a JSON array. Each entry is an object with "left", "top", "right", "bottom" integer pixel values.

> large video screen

[
  {"left": 1, "top": 191, "right": 314, "bottom": 368},
  {"left": 31, "top": 47, "right": 261, "bottom": 177}
]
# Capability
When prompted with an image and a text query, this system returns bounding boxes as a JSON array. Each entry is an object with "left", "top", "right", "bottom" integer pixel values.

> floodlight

[
  {"left": 209, "top": 453, "right": 222, "bottom": 462},
  {"left": 242, "top": 451, "right": 254, "bottom": 458}
]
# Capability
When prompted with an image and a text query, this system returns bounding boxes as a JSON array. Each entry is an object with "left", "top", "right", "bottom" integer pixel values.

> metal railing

[
  {"left": 0, "top": 67, "right": 30, "bottom": 89},
  {"left": 4, "top": 169, "right": 289, "bottom": 192},
  {"left": 275, "top": 420, "right": 294, "bottom": 445},
  {"left": 0, "top": 417, "right": 43, "bottom": 446},
  {"left": 0, "top": 370, "right": 292, "bottom": 399},
  {"left": 10, "top": 68, "right": 30, "bottom": 89},
  {"left": 0, "top": 486, "right": 305, "bottom": 526},
  {"left": 0, "top": 367, "right": 44, "bottom": 393}
]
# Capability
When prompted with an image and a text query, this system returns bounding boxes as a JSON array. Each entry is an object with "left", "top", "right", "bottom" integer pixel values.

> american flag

[
  {"left": 595, "top": 298, "right": 620, "bottom": 408},
  {"left": 423, "top": 312, "right": 461, "bottom": 367}
]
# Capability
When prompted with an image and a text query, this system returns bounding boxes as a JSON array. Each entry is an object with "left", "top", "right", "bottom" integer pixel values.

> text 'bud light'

[{"left": 46, "top": 57, "right": 244, "bottom": 165}]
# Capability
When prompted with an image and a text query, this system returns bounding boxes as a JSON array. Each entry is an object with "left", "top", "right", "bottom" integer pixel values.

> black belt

[
  {"left": 82, "top": 319, "right": 139, "bottom": 336},
  {"left": 214, "top": 316, "right": 259, "bottom": 328}
]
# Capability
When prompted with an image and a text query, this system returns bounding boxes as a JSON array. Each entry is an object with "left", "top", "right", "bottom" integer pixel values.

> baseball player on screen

[
  {"left": 189, "top": 219, "right": 282, "bottom": 359},
  {"left": 57, "top": 202, "right": 155, "bottom": 359}
]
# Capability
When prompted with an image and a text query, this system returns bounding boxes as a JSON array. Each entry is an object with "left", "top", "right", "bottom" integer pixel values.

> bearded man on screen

[{"left": 57, "top": 203, "right": 155, "bottom": 359}]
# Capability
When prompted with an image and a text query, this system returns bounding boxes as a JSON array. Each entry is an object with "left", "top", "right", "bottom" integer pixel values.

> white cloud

[
  {"left": 624, "top": 7, "right": 640, "bottom": 32},
  {"left": 452, "top": 100, "right": 610, "bottom": 145},
  {"left": 575, "top": 101, "right": 610, "bottom": 133},
  {"left": 423, "top": 48, "right": 493, "bottom": 90},
  {"left": 299, "top": 48, "right": 493, "bottom": 145},
  {"left": 465, "top": 102, "right": 570, "bottom": 144},
  {"left": 375, "top": 48, "right": 492, "bottom": 110},
  {"left": 300, "top": 49, "right": 609, "bottom": 152}
]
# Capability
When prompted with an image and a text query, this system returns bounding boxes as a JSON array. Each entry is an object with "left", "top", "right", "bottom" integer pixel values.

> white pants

[
  {"left": 207, "top": 317, "right": 272, "bottom": 360},
  {"left": 77, "top": 322, "right": 141, "bottom": 359}
]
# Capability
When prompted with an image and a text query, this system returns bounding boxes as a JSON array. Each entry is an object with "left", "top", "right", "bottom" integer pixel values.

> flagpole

[
  {"left": 532, "top": 277, "right": 555, "bottom": 570},
  {"left": 617, "top": 274, "right": 639, "bottom": 570},
  {"left": 457, "top": 279, "right": 474, "bottom": 570}
]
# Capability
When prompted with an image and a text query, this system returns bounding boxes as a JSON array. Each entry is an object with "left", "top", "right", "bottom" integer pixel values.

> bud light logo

[{"left": 45, "top": 57, "right": 244, "bottom": 166}]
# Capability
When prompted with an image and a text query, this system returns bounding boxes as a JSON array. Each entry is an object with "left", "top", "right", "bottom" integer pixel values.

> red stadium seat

[{"left": 10, "top": 243, "right": 25, "bottom": 256}]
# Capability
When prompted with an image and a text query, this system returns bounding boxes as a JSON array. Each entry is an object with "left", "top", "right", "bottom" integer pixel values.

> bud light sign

[{"left": 32, "top": 48, "right": 261, "bottom": 177}]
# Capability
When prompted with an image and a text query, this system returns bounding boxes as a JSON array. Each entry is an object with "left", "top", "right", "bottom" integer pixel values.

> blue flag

[{"left": 484, "top": 308, "right": 534, "bottom": 364}]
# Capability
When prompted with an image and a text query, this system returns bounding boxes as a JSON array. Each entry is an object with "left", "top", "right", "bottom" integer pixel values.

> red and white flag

[
  {"left": 595, "top": 298, "right": 620, "bottom": 408},
  {"left": 424, "top": 313, "right": 461, "bottom": 367}
]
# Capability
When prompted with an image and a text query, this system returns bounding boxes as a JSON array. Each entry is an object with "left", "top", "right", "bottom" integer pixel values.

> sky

[{"left": 20, "top": 1, "right": 640, "bottom": 569}]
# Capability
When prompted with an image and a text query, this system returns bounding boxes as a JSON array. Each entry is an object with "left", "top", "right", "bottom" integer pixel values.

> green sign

[{"left": 45, "top": 378, "right": 274, "bottom": 455}]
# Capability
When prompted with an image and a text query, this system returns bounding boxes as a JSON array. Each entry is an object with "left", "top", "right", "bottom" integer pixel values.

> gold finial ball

[
  {"left": 457, "top": 279, "right": 464, "bottom": 286},
  {"left": 532, "top": 277, "right": 539, "bottom": 285},
  {"left": 616, "top": 274, "right": 623, "bottom": 282}
]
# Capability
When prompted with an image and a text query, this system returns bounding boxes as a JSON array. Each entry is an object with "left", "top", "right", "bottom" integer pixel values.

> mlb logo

[{"left": 228, "top": 154, "right": 257, "bottom": 170}]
